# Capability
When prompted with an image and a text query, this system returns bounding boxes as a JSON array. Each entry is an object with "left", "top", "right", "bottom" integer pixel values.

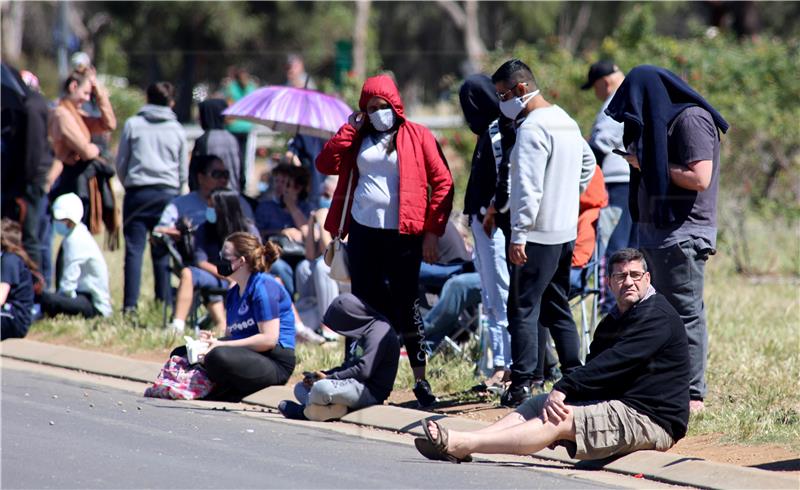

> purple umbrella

[{"left": 222, "top": 85, "right": 353, "bottom": 139}]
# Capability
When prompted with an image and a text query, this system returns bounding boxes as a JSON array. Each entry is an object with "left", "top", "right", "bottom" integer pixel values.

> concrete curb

[{"left": 2, "top": 339, "right": 797, "bottom": 490}]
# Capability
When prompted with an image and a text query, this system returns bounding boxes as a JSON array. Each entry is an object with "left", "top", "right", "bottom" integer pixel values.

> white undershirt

[{"left": 351, "top": 132, "right": 399, "bottom": 230}]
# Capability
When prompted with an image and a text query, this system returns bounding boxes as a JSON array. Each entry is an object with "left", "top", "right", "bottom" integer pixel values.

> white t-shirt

[{"left": 351, "top": 132, "right": 400, "bottom": 230}]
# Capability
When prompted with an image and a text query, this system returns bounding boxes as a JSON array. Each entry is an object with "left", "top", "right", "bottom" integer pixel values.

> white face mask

[
  {"left": 369, "top": 108, "right": 395, "bottom": 132},
  {"left": 499, "top": 89, "right": 540, "bottom": 120}
]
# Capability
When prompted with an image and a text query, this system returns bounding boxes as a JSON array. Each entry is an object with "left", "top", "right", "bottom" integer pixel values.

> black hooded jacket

[
  {"left": 322, "top": 294, "right": 400, "bottom": 403},
  {"left": 459, "top": 74, "right": 516, "bottom": 217},
  {"left": 605, "top": 65, "right": 728, "bottom": 226}
]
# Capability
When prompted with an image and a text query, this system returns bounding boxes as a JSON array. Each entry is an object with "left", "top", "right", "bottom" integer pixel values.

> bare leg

[
  {"left": 173, "top": 267, "right": 194, "bottom": 322},
  {"left": 473, "top": 410, "right": 528, "bottom": 434},
  {"left": 427, "top": 412, "right": 575, "bottom": 459},
  {"left": 207, "top": 301, "right": 226, "bottom": 333}
]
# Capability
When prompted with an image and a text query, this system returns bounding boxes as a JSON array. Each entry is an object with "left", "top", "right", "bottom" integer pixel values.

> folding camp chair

[{"left": 569, "top": 239, "right": 602, "bottom": 362}]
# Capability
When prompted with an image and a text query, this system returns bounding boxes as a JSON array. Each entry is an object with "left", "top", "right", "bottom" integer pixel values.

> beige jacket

[{"left": 48, "top": 86, "right": 116, "bottom": 165}]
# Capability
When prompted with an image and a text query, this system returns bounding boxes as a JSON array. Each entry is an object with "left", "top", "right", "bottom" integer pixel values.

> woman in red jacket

[{"left": 316, "top": 74, "right": 453, "bottom": 407}]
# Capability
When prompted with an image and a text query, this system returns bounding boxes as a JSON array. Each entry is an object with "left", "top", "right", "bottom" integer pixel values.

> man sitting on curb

[
  {"left": 415, "top": 248, "right": 689, "bottom": 463},
  {"left": 278, "top": 293, "right": 400, "bottom": 421}
]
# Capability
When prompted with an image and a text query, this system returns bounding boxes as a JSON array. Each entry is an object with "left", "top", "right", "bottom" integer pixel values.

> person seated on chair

[
  {"left": 418, "top": 218, "right": 472, "bottom": 291},
  {"left": 255, "top": 163, "right": 313, "bottom": 297},
  {"left": 278, "top": 293, "right": 400, "bottom": 421},
  {"left": 39, "top": 193, "right": 112, "bottom": 319},
  {"left": 1, "top": 219, "right": 38, "bottom": 340},
  {"left": 570, "top": 166, "right": 607, "bottom": 294},
  {"left": 294, "top": 175, "right": 341, "bottom": 340},
  {"left": 167, "top": 188, "right": 259, "bottom": 334},
  {"left": 170, "top": 232, "right": 297, "bottom": 402},
  {"left": 415, "top": 248, "right": 689, "bottom": 463},
  {"left": 154, "top": 155, "right": 253, "bottom": 240}
]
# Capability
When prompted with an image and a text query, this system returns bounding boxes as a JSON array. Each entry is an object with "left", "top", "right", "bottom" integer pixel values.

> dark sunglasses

[{"left": 209, "top": 169, "right": 230, "bottom": 180}]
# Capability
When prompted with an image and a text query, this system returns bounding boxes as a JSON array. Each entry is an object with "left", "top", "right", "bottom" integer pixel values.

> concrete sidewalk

[{"left": 2, "top": 339, "right": 797, "bottom": 490}]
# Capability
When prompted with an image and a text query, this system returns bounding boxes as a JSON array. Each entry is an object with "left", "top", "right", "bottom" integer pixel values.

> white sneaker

[
  {"left": 167, "top": 320, "right": 185, "bottom": 335},
  {"left": 295, "top": 323, "right": 325, "bottom": 345},
  {"left": 304, "top": 403, "right": 348, "bottom": 421}
]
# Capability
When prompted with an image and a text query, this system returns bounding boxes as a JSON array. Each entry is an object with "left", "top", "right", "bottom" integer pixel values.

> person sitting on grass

[
  {"left": 1, "top": 219, "right": 39, "bottom": 340},
  {"left": 167, "top": 188, "right": 259, "bottom": 334},
  {"left": 415, "top": 248, "right": 689, "bottom": 463},
  {"left": 170, "top": 232, "right": 296, "bottom": 402},
  {"left": 39, "top": 193, "right": 112, "bottom": 319},
  {"left": 278, "top": 293, "right": 400, "bottom": 421}
]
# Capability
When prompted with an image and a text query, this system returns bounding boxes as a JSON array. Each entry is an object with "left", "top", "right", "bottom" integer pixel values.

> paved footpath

[{"left": 2, "top": 339, "right": 797, "bottom": 490}]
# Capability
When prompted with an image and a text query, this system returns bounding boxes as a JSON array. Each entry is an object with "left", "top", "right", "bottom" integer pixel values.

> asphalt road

[{"left": 2, "top": 368, "right": 609, "bottom": 489}]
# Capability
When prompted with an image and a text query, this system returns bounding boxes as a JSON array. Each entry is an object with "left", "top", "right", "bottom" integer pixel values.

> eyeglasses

[
  {"left": 610, "top": 270, "right": 647, "bottom": 283},
  {"left": 496, "top": 82, "right": 527, "bottom": 101},
  {"left": 209, "top": 169, "right": 230, "bottom": 180}
]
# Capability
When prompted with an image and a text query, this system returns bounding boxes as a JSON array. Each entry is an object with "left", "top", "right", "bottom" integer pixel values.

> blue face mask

[
  {"left": 54, "top": 221, "right": 71, "bottom": 236},
  {"left": 205, "top": 207, "right": 217, "bottom": 224},
  {"left": 319, "top": 197, "right": 332, "bottom": 209},
  {"left": 257, "top": 181, "right": 269, "bottom": 194}
]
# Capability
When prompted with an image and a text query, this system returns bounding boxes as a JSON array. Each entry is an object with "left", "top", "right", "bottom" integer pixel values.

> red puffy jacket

[{"left": 316, "top": 75, "right": 453, "bottom": 238}]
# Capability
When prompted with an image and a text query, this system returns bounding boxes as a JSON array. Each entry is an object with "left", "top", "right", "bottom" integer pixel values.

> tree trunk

[
  {"left": 353, "top": 0, "right": 370, "bottom": 82},
  {"left": 436, "top": 0, "right": 487, "bottom": 75},
  {"left": 1, "top": 1, "right": 25, "bottom": 65}
]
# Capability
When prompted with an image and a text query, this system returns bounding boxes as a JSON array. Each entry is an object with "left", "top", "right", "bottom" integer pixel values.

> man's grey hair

[{"left": 608, "top": 248, "right": 648, "bottom": 273}]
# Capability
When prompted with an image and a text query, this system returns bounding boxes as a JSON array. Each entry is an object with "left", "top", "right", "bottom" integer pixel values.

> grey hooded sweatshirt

[
  {"left": 322, "top": 294, "right": 400, "bottom": 403},
  {"left": 116, "top": 104, "right": 188, "bottom": 190}
]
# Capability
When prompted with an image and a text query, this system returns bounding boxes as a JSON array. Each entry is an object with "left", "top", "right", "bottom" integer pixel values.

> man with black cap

[{"left": 581, "top": 61, "right": 635, "bottom": 314}]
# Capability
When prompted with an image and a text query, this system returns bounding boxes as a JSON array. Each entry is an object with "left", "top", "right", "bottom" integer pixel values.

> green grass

[{"left": 27, "top": 209, "right": 800, "bottom": 450}]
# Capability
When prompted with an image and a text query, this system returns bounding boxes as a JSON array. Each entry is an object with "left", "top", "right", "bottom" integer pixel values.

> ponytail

[{"left": 225, "top": 232, "right": 281, "bottom": 273}]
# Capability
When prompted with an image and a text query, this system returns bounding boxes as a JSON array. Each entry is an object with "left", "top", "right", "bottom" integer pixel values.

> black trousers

[
  {"left": 1, "top": 313, "right": 30, "bottom": 340},
  {"left": 40, "top": 291, "right": 98, "bottom": 318},
  {"left": 507, "top": 241, "right": 581, "bottom": 385},
  {"left": 170, "top": 343, "right": 296, "bottom": 401},
  {"left": 347, "top": 220, "right": 427, "bottom": 368}
]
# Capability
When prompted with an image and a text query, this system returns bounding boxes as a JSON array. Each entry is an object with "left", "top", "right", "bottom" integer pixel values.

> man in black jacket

[{"left": 415, "top": 248, "right": 689, "bottom": 462}]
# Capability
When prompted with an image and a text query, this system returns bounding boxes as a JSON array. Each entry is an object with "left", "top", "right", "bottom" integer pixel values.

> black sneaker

[
  {"left": 413, "top": 379, "right": 438, "bottom": 408},
  {"left": 500, "top": 382, "right": 532, "bottom": 408},
  {"left": 278, "top": 400, "right": 308, "bottom": 420}
]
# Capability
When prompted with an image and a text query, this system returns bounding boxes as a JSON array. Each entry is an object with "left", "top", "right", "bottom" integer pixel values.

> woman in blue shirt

[{"left": 188, "top": 231, "right": 296, "bottom": 401}]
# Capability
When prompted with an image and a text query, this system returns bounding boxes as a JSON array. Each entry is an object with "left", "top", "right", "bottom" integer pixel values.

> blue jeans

[
  {"left": 295, "top": 257, "right": 340, "bottom": 324},
  {"left": 419, "top": 262, "right": 466, "bottom": 291},
  {"left": 600, "top": 183, "right": 638, "bottom": 313},
  {"left": 270, "top": 258, "right": 295, "bottom": 297},
  {"left": 470, "top": 216, "right": 511, "bottom": 367},
  {"left": 423, "top": 272, "right": 482, "bottom": 349},
  {"left": 123, "top": 186, "right": 177, "bottom": 309},
  {"left": 642, "top": 239, "right": 712, "bottom": 401}
]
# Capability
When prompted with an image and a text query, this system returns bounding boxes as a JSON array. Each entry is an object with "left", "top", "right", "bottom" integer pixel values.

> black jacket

[
  {"left": 554, "top": 292, "right": 690, "bottom": 441},
  {"left": 459, "top": 75, "right": 516, "bottom": 217},
  {"left": 605, "top": 65, "right": 728, "bottom": 226}
]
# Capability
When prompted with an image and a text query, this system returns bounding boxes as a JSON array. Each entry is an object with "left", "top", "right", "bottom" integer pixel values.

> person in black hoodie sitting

[
  {"left": 415, "top": 248, "right": 688, "bottom": 463},
  {"left": 279, "top": 293, "right": 400, "bottom": 421}
]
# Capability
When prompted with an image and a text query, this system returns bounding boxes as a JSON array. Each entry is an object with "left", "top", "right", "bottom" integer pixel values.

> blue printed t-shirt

[
  {"left": 0, "top": 252, "right": 34, "bottom": 326},
  {"left": 225, "top": 272, "right": 295, "bottom": 349}
]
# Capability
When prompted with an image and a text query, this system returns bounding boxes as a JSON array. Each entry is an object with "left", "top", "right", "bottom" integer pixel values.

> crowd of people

[{"left": 2, "top": 51, "right": 726, "bottom": 463}]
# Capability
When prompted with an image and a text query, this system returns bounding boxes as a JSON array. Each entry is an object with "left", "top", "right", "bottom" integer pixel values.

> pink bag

[{"left": 144, "top": 355, "right": 215, "bottom": 400}]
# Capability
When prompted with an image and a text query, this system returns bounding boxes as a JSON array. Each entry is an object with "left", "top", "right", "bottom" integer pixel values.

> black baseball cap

[{"left": 580, "top": 61, "right": 619, "bottom": 90}]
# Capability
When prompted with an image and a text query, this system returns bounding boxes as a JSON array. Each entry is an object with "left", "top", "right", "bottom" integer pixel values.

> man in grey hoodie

[
  {"left": 491, "top": 59, "right": 595, "bottom": 408},
  {"left": 116, "top": 82, "right": 188, "bottom": 312},
  {"left": 279, "top": 293, "right": 400, "bottom": 421}
]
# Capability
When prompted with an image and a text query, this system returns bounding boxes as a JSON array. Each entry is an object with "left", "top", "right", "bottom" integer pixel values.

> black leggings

[
  {"left": 40, "top": 291, "right": 98, "bottom": 318},
  {"left": 347, "top": 220, "right": 427, "bottom": 368},
  {"left": 170, "top": 343, "right": 296, "bottom": 401}
]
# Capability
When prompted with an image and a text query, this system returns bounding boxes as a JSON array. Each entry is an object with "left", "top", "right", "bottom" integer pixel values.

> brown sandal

[{"left": 418, "top": 417, "right": 472, "bottom": 463}]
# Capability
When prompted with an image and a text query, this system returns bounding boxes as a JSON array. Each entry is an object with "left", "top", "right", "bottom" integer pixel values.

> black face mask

[{"left": 217, "top": 258, "right": 235, "bottom": 277}]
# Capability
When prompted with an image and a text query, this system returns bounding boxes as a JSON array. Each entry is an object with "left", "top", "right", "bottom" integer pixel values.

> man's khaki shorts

[{"left": 517, "top": 394, "right": 674, "bottom": 460}]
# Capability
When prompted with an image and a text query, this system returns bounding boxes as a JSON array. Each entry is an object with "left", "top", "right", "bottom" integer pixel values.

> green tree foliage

[{"left": 481, "top": 6, "right": 799, "bottom": 214}]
